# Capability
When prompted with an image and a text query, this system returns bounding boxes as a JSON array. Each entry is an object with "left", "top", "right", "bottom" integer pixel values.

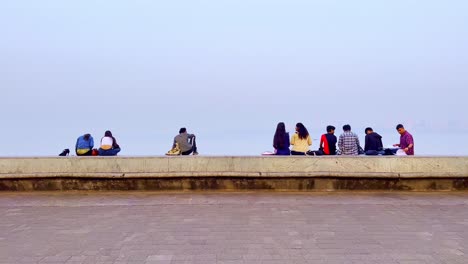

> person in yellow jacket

[{"left": 290, "top": 122, "right": 312, "bottom": 155}]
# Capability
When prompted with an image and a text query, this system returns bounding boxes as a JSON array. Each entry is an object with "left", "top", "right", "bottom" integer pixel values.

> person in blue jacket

[
  {"left": 75, "top": 133, "right": 94, "bottom": 156},
  {"left": 273, "top": 122, "right": 291, "bottom": 155}
]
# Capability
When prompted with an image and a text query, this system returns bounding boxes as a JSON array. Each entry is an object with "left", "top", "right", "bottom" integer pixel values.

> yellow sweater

[{"left": 291, "top": 133, "right": 312, "bottom": 153}]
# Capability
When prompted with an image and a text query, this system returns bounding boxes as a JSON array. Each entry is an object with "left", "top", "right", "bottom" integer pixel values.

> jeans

[
  {"left": 181, "top": 137, "right": 197, "bottom": 155},
  {"left": 275, "top": 149, "right": 291, "bottom": 155},
  {"left": 98, "top": 148, "right": 121, "bottom": 156},
  {"left": 291, "top": 150, "right": 306, "bottom": 156},
  {"left": 365, "top": 150, "right": 385, "bottom": 156}
]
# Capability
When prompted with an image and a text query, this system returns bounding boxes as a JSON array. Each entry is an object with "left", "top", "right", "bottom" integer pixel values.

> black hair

[
  {"left": 273, "top": 122, "right": 287, "bottom": 149},
  {"left": 296, "top": 123, "right": 309, "bottom": 140},
  {"left": 104, "top": 130, "right": 118, "bottom": 148},
  {"left": 326, "top": 125, "right": 335, "bottom": 133},
  {"left": 83, "top": 134, "right": 91, "bottom": 141},
  {"left": 179, "top": 127, "right": 187, "bottom": 134},
  {"left": 365, "top": 127, "right": 373, "bottom": 134},
  {"left": 396, "top": 124, "right": 404, "bottom": 130},
  {"left": 343, "top": 124, "right": 351, "bottom": 131}
]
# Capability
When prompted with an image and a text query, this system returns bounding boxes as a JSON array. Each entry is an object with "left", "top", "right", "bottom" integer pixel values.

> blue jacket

[{"left": 76, "top": 135, "right": 94, "bottom": 150}]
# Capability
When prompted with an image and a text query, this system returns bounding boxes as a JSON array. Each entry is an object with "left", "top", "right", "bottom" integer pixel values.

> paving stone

[{"left": 1, "top": 192, "right": 468, "bottom": 264}]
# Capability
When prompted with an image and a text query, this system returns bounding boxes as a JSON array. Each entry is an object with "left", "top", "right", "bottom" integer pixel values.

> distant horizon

[{"left": 1, "top": 0, "right": 467, "bottom": 156}]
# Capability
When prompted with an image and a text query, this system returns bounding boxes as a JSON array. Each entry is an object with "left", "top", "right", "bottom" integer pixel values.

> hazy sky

[{"left": 1, "top": 0, "right": 467, "bottom": 156}]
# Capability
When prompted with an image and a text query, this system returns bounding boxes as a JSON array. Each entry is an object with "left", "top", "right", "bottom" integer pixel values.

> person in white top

[{"left": 98, "top": 130, "right": 121, "bottom": 156}]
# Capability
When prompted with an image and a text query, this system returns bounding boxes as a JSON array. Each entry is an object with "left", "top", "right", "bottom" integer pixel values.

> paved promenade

[{"left": 1, "top": 192, "right": 468, "bottom": 264}]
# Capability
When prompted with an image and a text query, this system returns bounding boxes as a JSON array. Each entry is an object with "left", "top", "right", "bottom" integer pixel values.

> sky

[{"left": 0, "top": 0, "right": 467, "bottom": 156}]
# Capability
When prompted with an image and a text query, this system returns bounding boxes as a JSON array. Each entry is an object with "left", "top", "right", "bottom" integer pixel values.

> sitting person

[
  {"left": 98, "top": 130, "right": 121, "bottom": 156},
  {"left": 319, "top": 125, "right": 337, "bottom": 155},
  {"left": 75, "top": 133, "right": 94, "bottom": 156},
  {"left": 364, "top": 127, "right": 384, "bottom": 155},
  {"left": 273, "top": 122, "right": 290, "bottom": 155},
  {"left": 290, "top": 123, "right": 312, "bottom": 155},
  {"left": 393, "top": 124, "right": 415, "bottom": 155},
  {"left": 173, "top": 127, "right": 198, "bottom": 155},
  {"left": 338, "top": 124, "right": 360, "bottom": 155}
]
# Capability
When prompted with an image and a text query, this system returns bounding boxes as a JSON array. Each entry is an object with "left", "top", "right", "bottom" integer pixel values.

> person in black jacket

[{"left": 364, "top": 127, "right": 384, "bottom": 155}]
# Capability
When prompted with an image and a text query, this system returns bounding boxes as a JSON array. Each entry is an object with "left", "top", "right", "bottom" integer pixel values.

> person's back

[
  {"left": 98, "top": 130, "right": 121, "bottom": 156},
  {"left": 274, "top": 132, "right": 290, "bottom": 155},
  {"left": 100, "top": 136, "right": 114, "bottom": 150},
  {"left": 173, "top": 127, "right": 198, "bottom": 155},
  {"left": 338, "top": 125, "right": 360, "bottom": 155},
  {"left": 273, "top": 122, "right": 290, "bottom": 155},
  {"left": 174, "top": 133, "right": 193, "bottom": 153},
  {"left": 75, "top": 134, "right": 94, "bottom": 156},
  {"left": 365, "top": 131, "right": 383, "bottom": 152},
  {"left": 321, "top": 133, "right": 337, "bottom": 155},
  {"left": 320, "top": 125, "right": 337, "bottom": 155},
  {"left": 290, "top": 123, "right": 312, "bottom": 155}
]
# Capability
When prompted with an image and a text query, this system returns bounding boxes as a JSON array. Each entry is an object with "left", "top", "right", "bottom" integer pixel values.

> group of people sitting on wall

[
  {"left": 60, "top": 124, "right": 414, "bottom": 157},
  {"left": 273, "top": 123, "right": 414, "bottom": 156},
  {"left": 60, "top": 127, "right": 198, "bottom": 157},
  {"left": 72, "top": 130, "right": 121, "bottom": 156}
]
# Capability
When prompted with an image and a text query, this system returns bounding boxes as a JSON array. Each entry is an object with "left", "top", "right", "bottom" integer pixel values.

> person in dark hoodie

[{"left": 364, "top": 127, "right": 384, "bottom": 155}]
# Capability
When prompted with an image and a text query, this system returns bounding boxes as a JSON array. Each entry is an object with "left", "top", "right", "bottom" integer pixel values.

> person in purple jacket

[
  {"left": 393, "top": 124, "right": 414, "bottom": 155},
  {"left": 273, "top": 122, "right": 291, "bottom": 155}
]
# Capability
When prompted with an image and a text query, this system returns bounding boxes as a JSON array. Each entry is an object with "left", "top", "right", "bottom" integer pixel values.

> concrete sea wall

[{"left": 0, "top": 156, "right": 468, "bottom": 191}]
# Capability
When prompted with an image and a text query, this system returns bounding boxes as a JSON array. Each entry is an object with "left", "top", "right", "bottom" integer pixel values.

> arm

[
  {"left": 307, "top": 135, "right": 312, "bottom": 146},
  {"left": 319, "top": 135, "right": 324, "bottom": 149},
  {"left": 356, "top": 135, "right": 361, "bottom": 149},
  {"left": 75, "top": 138, "right": 79, "bottom": 153},
  {"left": 290, "top": 134, "right": 295, "bottom": 146},
  {"left": 285, "top": 133, "right": 290, "bottom": 148},
  {"left": 338, "top": 134, "right": 343, "bottom": 150},
  {"left": 364, "top": 135, "right": 369, "bottom": 151},
  {"left": 90, "top": 137, "right": 94, "bottom": 149},
  {"left": 404, "top": 135, "right": 414, "bottom": 152}
]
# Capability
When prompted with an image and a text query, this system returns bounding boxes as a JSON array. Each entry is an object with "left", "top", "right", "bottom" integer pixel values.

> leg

[
  {"left": 291, "top": 151, "right": 305, "bottom": 156},
  {"left": 109, "top": 148, "right": 121, "bottom": 156},
  {"left": 181, "top": 149, "right": 193, "bottom": 155},
  {"left": 98, "top": 148, "right": 109, "bottom": 156},
  {"left": 190, "top": 137, "right": 198, "bottom": 155}
]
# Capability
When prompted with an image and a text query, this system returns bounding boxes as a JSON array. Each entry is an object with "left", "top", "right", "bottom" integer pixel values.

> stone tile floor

[{"left": 1, "top": 191, "right": 468, "bottom": 264}]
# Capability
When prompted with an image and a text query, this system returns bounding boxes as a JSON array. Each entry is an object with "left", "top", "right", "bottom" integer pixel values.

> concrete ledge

[{"left": 0, "top": 156, "right": 468, "bottom": 191}]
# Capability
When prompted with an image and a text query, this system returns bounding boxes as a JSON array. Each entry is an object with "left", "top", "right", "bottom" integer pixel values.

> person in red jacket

[{"left": 319, "top": 125, "right": 337, "bottom": 155}]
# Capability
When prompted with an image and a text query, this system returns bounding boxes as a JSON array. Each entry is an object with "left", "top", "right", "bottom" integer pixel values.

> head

[
  {"left": 343, "top": 124, "right": 351, "bottom": 132},
  {"left": 365, "top": 127, "right": 373, "bottom": 135},
  {"left": 104, "top": 130, "right": 112, "bottom": 137},
  {"left": 396, "top": 124, "right": 406, "bottom": 135},
  {"left": 276, "top": 122, "right": 286, "bottom": 134},
  {"left": 295, "top": 123, "right": 309, "bottom": 139},
  {"left": 326, "top": 125, "right": 335, "bottom": 134},
  {"left": 179, "top": 127, "right": 187, "bottom": 134},
  {"left": 274, "top": 122, "right": 287, "bottom": 148},
  {"left": 83, "top": 134, "right": 91, "bottom": 141}
]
